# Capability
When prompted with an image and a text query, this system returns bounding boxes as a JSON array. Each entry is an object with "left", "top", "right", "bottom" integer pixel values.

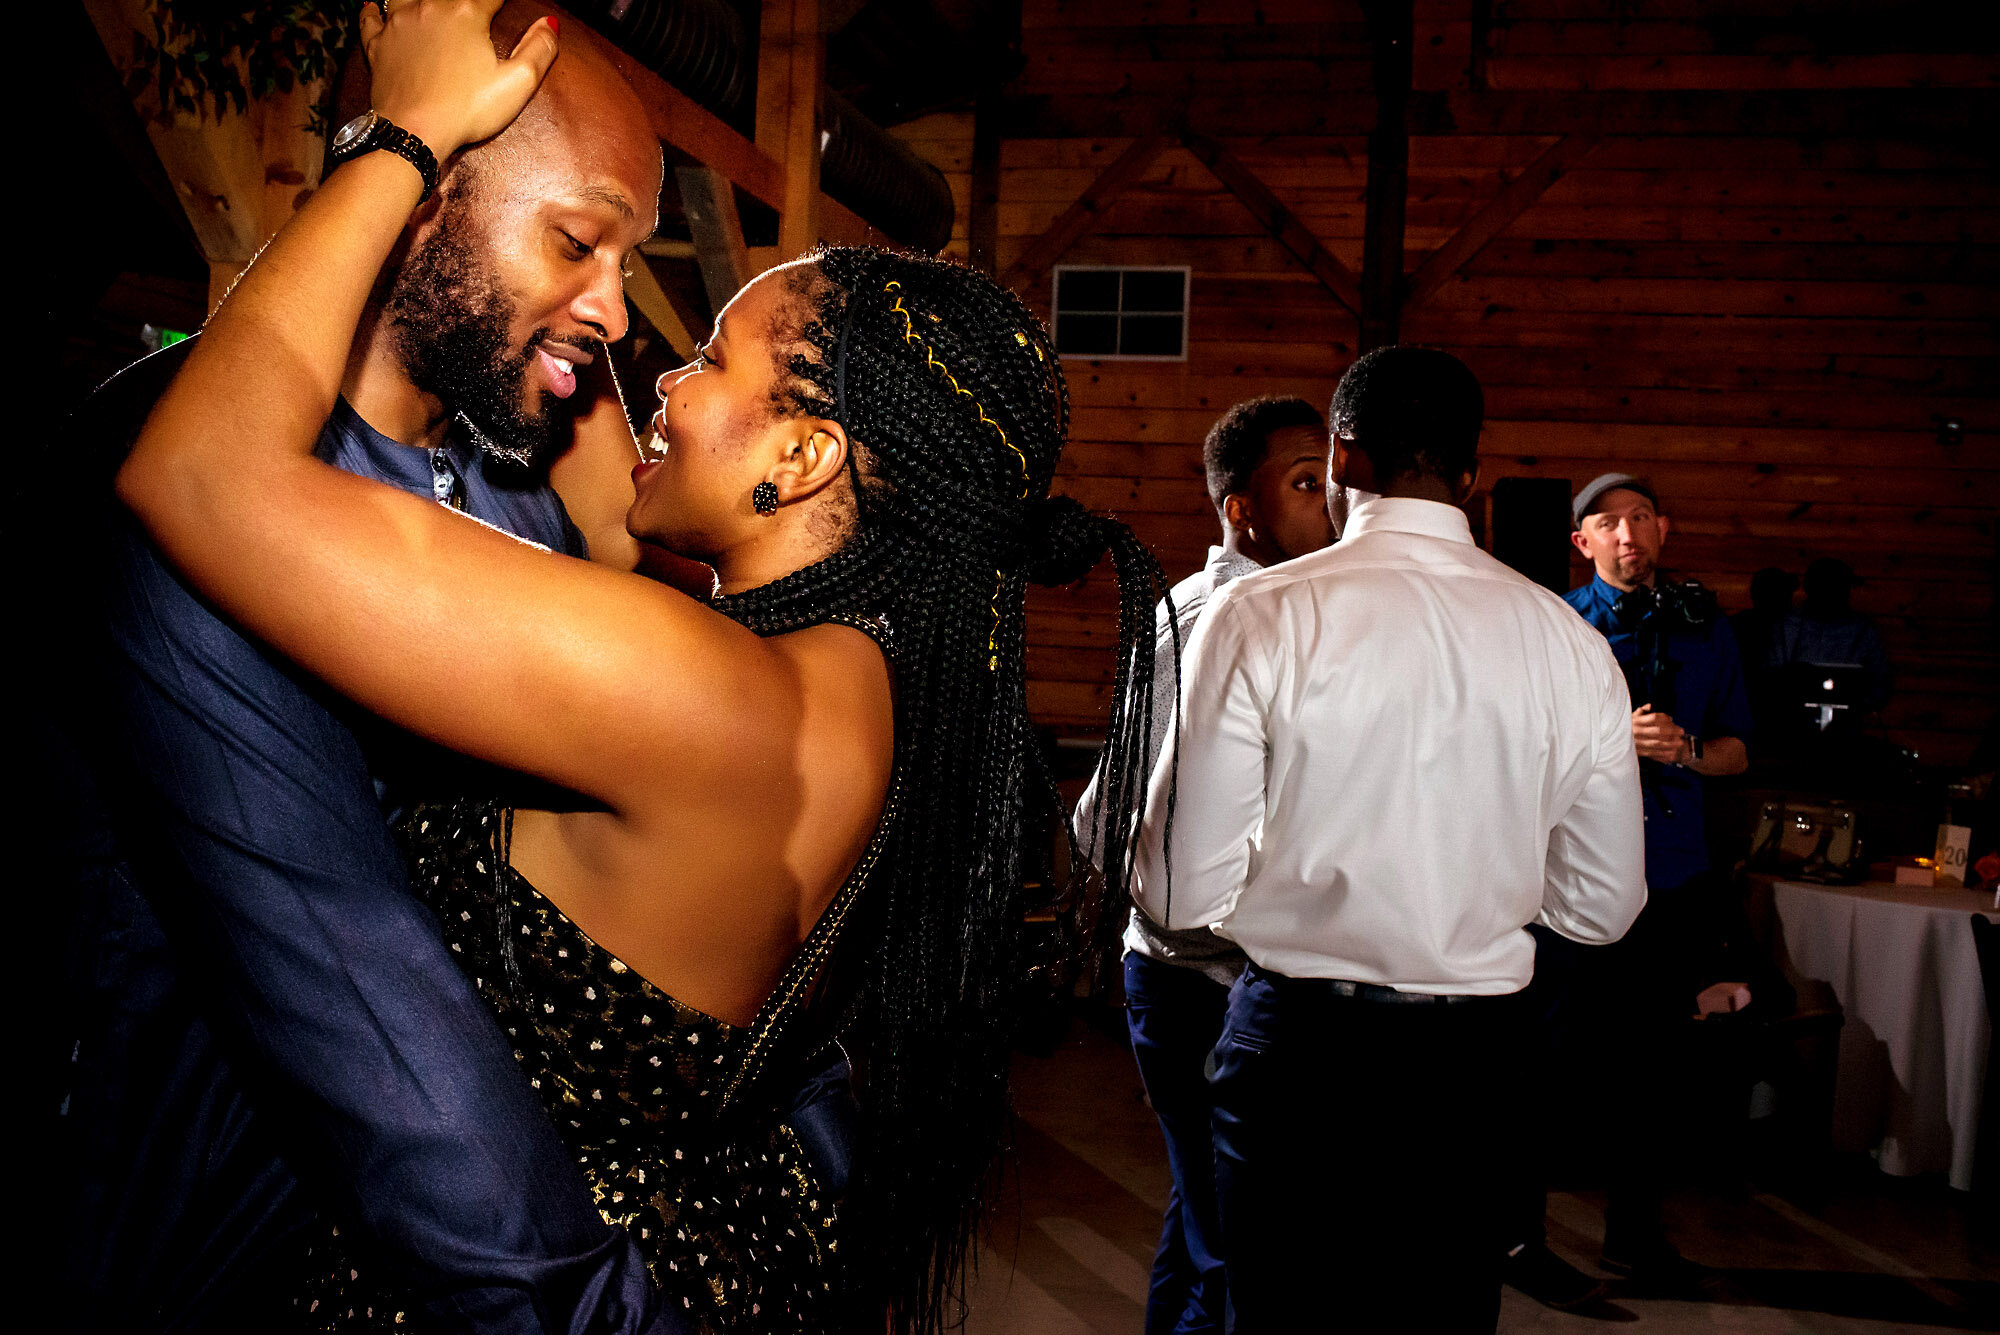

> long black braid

[{"left": 708, "top": 247, "right": 1171, "bottom": 1332}]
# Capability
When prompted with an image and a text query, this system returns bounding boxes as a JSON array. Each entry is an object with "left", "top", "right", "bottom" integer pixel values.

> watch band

[
  {"left": 329, "top": 111, "right": 441, "bottom": 204},
  {"left": 371, "top": 119, "right": 441, "bottom": 203}
]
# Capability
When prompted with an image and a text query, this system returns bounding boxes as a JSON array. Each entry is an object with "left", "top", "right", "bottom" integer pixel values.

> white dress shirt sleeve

[
  {"left": 1538, "top": 645, "right": 1649, "bottom": 944},
  {"left": 1132, "top": 586, "right": 1268, "bottom": 932}
]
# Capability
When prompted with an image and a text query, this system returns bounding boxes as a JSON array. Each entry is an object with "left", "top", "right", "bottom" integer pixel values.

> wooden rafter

[
  {"left": 1358, "top": 0, "right": 1414, "bottom": 352},
  {"left": 758, "top": 0, "right": 823, "bottom": 261},
  {"left": 571, "top": 18, "right": 895, "bottom": 252},
  {"left": 1401, "top": 134, "right": 1600, "bottom": 313},
  {"left": 999, "top": 130, "right": 1171, "bottom": 293},
  {"left": 673, "top": 165, "right": 750, "bottom": 314},
  {"left": 1182, "top": 134, "right": 1362, "bottom": 321},
  {"left": 969, "top": 86, "right": 1003, "bottom": 276},
  {"left": 1000, "top": 88, "right": 1997, "bottom": 141},
  {"left": 623, "top": 255, "right": 699, "bottom": 362}
]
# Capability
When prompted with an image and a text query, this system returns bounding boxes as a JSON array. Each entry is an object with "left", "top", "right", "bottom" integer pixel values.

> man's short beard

[{"left": 387, "top": 201, "right": 569, "bottom": 468}]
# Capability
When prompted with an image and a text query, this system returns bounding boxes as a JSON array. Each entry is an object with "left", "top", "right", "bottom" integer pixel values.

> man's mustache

[{"left": 527, "top": 329, "right": 606, "bottom": 363}]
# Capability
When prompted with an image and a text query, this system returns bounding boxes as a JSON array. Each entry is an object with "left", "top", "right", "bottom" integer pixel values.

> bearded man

[{"left": 48, "top": 8, "right": 690, "bottom": 1330}]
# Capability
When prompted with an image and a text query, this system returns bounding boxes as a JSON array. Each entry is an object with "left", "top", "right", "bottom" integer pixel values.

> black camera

[
  {"left": 1611, "top": 576, "right": 1717, "bottom": 816},
  {"left": 1611, "top": 576, "right": 1717, "bottom": 728},
  {"left": 1652, "top": 577, "right": 1717, "bottom": 631},
  {"left": 1613, "top": 576, "right": 1717, "bottom": 634}
]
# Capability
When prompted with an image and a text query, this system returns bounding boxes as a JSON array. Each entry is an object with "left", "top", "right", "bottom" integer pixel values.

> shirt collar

[
  {"left": 325, "top": 397, "right": 486, "bottom": 491},
  {"left": 1205, "top": 544, "right": 1264, "bottom": 585},
  {"left": 323, "top": 397, "right": 440, "bottom": 489},
  {"left": 1339, "top": 495, "right": 1475, "bottom": 546}
]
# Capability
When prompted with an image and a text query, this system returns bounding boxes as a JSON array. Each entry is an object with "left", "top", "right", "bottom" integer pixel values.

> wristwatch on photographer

[
  {"left": 1679, "top": 734, "right": 1704, "bottom": 768},
  {"left": 328, "top": 110, "right": 441, "bottom": 204}
]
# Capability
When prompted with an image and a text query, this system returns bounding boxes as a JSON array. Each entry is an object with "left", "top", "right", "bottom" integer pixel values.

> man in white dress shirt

[
  {"left": 1076, "top": 395, "right": 1334, "bottom": 1335},
  {"left": 1132, "top": 347, "right": 1647, "bottom": 1331}
]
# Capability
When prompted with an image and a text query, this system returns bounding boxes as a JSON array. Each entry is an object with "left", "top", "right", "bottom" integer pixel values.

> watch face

[{"left": 331, "top": 110, "right": 381, "bottom": 153}]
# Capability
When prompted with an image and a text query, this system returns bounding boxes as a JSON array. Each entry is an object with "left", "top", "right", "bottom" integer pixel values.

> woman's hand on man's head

[{"left": 360, "top": 0, "right": 560, "bottom": 163}]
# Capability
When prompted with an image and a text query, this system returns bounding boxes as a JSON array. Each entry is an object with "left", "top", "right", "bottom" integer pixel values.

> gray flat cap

[{"left": 1572, "top": 472, "right": 1658, "bottom": 527}]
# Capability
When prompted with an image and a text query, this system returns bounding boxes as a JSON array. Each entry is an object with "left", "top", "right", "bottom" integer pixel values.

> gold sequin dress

[{"left": 301, "top": 772, "right": 893, "bottom": 1333}]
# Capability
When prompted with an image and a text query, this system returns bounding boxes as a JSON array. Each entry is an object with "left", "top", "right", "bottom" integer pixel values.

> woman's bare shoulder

[
  {"left": 771, "top": 620, "right": 896, "bottom": 790},
  {"left": 780, "top": 621, "right": 895, "bottom": 725}
]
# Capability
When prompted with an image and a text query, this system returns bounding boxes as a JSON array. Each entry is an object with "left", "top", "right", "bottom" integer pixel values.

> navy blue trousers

[
  {"left": 1210, "top": 964, "right": 1525, "bottom": 1334},
  {"left": 1125, "top": 952, "right": 1233, "bottom": 1335}
]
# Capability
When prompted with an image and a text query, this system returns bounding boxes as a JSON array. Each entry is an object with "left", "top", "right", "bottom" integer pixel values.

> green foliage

[{"left": 129, "top": 1, "right": 363, "bottom": 132}]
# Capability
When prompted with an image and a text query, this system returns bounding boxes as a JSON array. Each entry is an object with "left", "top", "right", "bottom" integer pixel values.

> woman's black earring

[{"left": 752, "top": 480, "right": 780, "bottom": 515}]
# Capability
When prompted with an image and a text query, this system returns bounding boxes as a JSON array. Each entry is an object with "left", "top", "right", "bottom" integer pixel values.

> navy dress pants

[
  {"left": 1210, "top": 964, "right": 1525, "bottom": 1334},
  {"left": 1125, "top": 951, "right": 1233, "bottom": 1335}
]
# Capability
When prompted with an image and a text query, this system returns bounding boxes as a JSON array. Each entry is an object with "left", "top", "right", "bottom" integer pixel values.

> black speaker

[{"left": 1491, "top": 476, "right": 1574, "bottom": 594}]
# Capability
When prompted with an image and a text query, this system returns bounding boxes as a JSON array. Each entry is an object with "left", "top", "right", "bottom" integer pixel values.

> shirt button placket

[{"left": 430, "top": 449, "right": 466, "bottom": 511}]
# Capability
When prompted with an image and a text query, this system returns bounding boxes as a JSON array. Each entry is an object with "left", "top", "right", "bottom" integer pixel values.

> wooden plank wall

[{"left": 893, "top": 0, "right": 1998, "bottom": 768}]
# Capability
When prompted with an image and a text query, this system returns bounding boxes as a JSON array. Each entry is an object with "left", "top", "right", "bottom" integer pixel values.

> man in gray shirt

[{"left": 1076, "top": 395, "right": 1334, "bottom": 1335}]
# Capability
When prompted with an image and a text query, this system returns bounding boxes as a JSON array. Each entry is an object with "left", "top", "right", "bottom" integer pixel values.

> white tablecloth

[{"left": 1769, "top": 880, "right": 1996, "bottom": 1191}]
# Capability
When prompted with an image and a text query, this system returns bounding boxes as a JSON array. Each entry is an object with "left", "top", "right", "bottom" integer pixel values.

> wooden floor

[{"left": 964, "top": 1018, "right": 1997, "bottom": 1334}]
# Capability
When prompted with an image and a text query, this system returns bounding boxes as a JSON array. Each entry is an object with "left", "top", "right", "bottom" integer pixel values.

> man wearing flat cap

[
  {"left": 1566, "top": 473, "right": 1753, "bottom": 885},
  {"left": 1503, "top": 473, "right": 1756, "bottom": 1291}
]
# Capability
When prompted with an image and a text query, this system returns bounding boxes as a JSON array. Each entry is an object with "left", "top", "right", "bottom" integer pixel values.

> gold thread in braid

[
  {"left": 883, "top": 282, "right": 1034, "bottom": 672},
  {"left": 883, "top": 281, "right": 1032, "bottom": 498}
]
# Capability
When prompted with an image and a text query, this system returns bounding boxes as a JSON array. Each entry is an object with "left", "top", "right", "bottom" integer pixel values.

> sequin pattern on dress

[{"left": 298, "top": 615, "right": 898, "bottom": 1332}]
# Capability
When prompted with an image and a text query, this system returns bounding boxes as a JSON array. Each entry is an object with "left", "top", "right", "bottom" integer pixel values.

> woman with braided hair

[{"left": 117, "top": 5, "right": 1168, "bottom": 1332}]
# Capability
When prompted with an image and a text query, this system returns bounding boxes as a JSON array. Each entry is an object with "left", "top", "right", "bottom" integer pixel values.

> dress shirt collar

[
  {"left": 1205, "top": 544, "right": 1264, "bottom": 585},
  {"left": 1337, "top": 494, "right": 1475, "bottom": 546}
]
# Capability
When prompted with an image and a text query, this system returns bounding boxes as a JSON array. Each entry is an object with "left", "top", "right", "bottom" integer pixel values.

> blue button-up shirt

[
  {"left": 1564, "top": 574, "right": 1755, "bottom": 892},
  {"left": 54, "top": 343, "right": 674, "bottom": 1333},
  {"left": 317, "top": 396, "right": 583, "bottom": 558}
]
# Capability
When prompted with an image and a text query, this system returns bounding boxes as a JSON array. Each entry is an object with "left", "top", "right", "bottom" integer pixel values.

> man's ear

[
  {"left": 1452, "top": 461, "right": 1482, "bottom": 504},
  {"left": 1329, "top": 436, "right": 1374, "bottom": 492},
  {"left": 1656, "top": 513, "right": 1671, "bottom": 542},
  {"left": 1569, "top": 528, "right": 1593, "bottom": 559},
  {"left": 768, "top": 421, "right": 850, "bottom": 502},
  {"left": 1222, "top": 492, "right": 1253, "bottom": 533}
]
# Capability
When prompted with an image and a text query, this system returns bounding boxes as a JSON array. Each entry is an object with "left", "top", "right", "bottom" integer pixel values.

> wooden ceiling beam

[
  {"left": 758, "top": 0, "right": 823, "bottom": 262},
  {"left": 623, "top": 255, "right": 700, "bottom": 363},
  {"left": 1358, "top": 0, "right": 1413, "bottom": 352},
  {"left": 571, "top": 16, "right": 897, "bottom": 254},
  {"left": 970, "top": 85, "right": 1004, "bottom": 276},
  {"left": 1425, "top": 89, "right": 1997, "bottom": 139},
  {"left": 999, "top": 130, "right": 1172, "bottom": 294},
  {"left": 1181, "top": 133, "right": 1361, "bottom": 320},
  {"left": 1001, "top": 89, "right": 1998, "bottom": 142},
  {"left": 672, "top": 165, "right": 751, "bottom": 313},
  {"left": 1401, "top": 133, "right": 1599, "bottom": 314}
]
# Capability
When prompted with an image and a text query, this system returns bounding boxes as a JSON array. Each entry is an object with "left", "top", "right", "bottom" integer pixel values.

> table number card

[{"left": 1933, "top": 823, "right": 1971, "bottom": 888}]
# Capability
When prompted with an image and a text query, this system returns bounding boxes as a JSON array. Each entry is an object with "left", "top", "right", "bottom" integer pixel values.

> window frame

[{"left": 1050, "top": 264, "right": 1192, "bottom": 362}]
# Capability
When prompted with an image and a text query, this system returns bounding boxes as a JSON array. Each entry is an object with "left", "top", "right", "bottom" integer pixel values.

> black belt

[
  {"left": 1322, "top": 979, "right": 1480, "bottom": 1005},
  {"left": 1248, "top": 963, "right": 1485, "bottom": 1005}
]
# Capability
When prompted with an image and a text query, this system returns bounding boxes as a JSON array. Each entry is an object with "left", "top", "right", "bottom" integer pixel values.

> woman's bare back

[{"left": 508, "top": 619, "right": 894, "bottom": 1026}]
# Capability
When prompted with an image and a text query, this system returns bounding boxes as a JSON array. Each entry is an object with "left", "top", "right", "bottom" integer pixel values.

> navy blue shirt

[
  {"left": 55, "top": 344, "right": 675, "bottom": 1334},
  {"left": 1564, "top": 574, "right": 1755, "bottom": 892}
]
